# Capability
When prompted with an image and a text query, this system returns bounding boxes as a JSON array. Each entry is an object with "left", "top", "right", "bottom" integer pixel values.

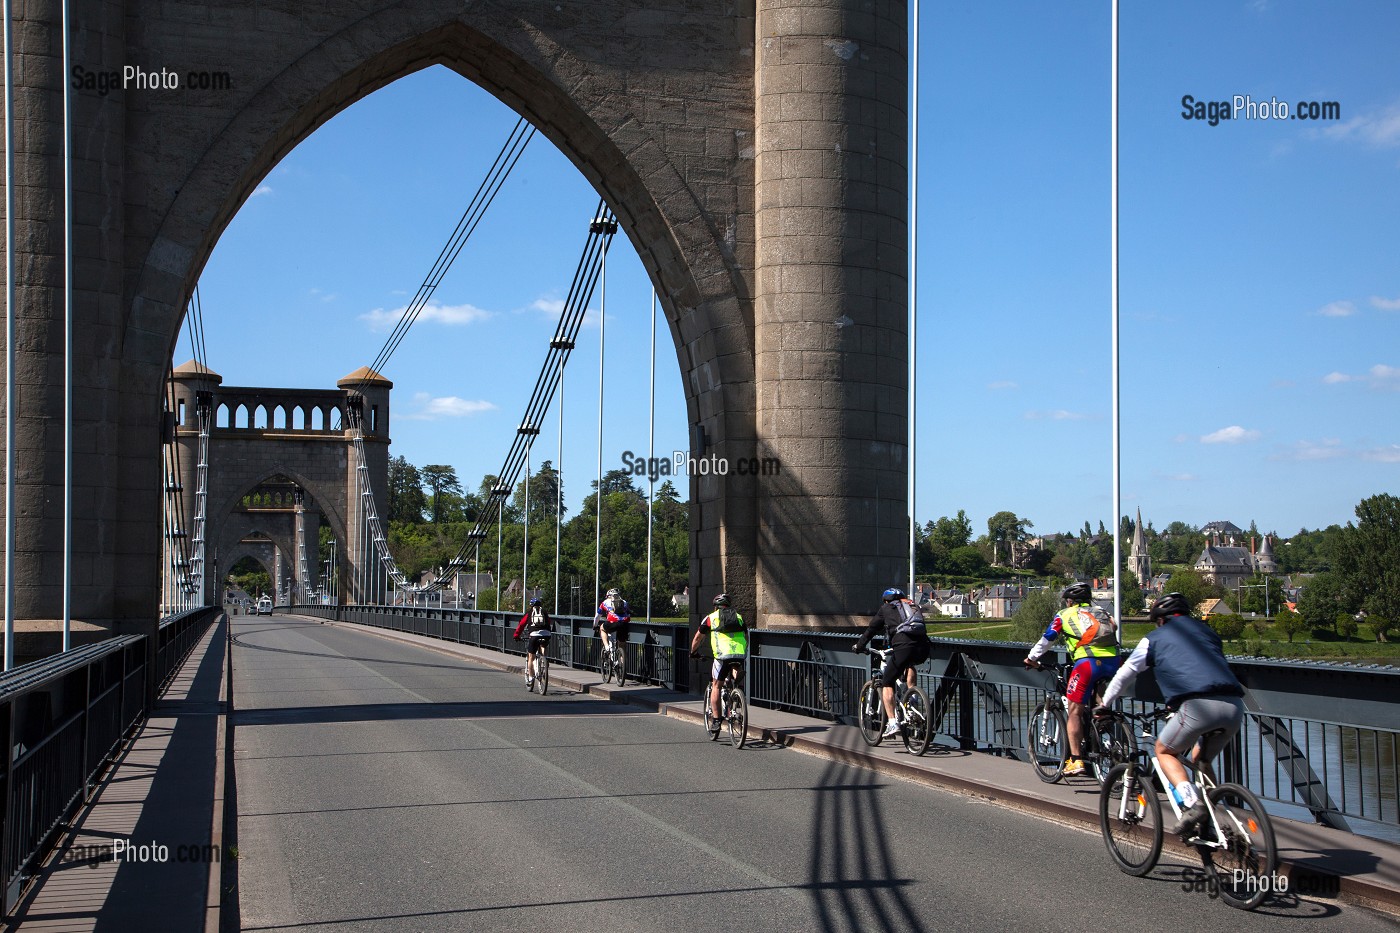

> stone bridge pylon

[
  {"left": 2, "top": 0, "right": 910, "bottom": 645},
  {"left": 168, "top": 362, "right": 391, "bottom": 609}
]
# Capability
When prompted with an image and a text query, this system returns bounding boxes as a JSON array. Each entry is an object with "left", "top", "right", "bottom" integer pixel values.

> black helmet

[
  {"left": 713, "top": 593, "right": 729, "bottom": 607},
  {"left": 1149, "top": 592, "right": 1191, "bottom": 623},
  {"left": 882, "top": 587, "right": 906, "bottom": 602},
  {"left": 1061, "top": 582, "right": 1092, "bottom": 604}
]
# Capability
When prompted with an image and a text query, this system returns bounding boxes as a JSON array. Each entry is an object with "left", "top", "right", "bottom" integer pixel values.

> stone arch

[
  {"left": 210, "top": 467, "right": 348, "bottom": 553},
  {"left": 8, "top": 1, "right": 907, "bottom": 635}
]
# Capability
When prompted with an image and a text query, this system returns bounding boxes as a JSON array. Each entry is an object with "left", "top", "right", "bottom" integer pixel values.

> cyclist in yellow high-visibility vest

[
  {"left": 1023, "top": 582, "right": 1121, "bottom": 776},
  {"left": 689, "top": 593, "right": 747, "bottom": 736}
]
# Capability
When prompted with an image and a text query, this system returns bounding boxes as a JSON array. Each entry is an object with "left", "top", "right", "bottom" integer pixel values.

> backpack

[
  {"left": 1072, "top": 605, "right": 1118, "bottom": 649},
  {"left": 714, "top": 606, "right": 744, "bottom": 633},
  {"left": 893, "top": 599, "right": 926, "bottom": 636}
]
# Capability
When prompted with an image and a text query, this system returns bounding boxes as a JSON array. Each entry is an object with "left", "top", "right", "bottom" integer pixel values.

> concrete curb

[{"left": 207, "top": 614, "right": 229, "bottom": 933}]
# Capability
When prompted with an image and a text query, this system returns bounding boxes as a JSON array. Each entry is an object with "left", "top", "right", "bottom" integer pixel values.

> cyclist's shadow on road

[{"left": 804, "top": 759, "right": 928, "bottom": 933}]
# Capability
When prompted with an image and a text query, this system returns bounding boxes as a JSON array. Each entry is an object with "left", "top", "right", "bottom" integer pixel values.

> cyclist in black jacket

[{"left": 854, "top": 588, "right": 931, "bottom": 738}]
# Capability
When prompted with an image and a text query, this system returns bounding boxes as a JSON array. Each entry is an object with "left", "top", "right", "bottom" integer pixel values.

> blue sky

[{"left": 182, "top": 0, "right": 1399, "bottom": 543}]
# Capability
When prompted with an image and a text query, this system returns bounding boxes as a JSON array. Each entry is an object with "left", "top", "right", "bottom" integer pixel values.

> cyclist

[
  {"left": 596, "top": 587, "right": 631, "bottom": 658},
  {"left": 1022, "top": 582, "right": 1120, "bottom": 776},
  {"left": 1094, "top": 591, "right": 1246, "bottom": 838},
  {"left": 689, "top": 593, "right": 747, "bottom": 737},
  {"left": 853, "top": 587, "right": 930, "bottom": 739},
  {"left": 512, "top": 597, "right": 554, "bottom": 690}
]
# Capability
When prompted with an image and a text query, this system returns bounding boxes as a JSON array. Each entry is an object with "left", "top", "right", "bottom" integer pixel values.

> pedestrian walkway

[
  {"left": 335, "top": 617, "right": 1400, "bottom": 916},
  {"left": 3, "top": 617, "right": 228, "bottom": 933}
]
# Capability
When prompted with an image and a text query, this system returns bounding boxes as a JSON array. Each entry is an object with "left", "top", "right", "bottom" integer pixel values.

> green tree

[
  {"left": 1119, "top": 570, "right": 1145, "bottom": 615},
  {"left": 1208, "top": 613, "right": 1245, "bottom": 641},
  {"left": 1275, "top": 609, "right": 1309, "bottom": 643},
  {"left": 1335, "top": 613, "right": 1359, "bottom": 640},
  {"left": 1010, "top": 588, "right": 1060, "bottom": 642},
  {"left": 1332, "top": 493, "right": 1400, "bottom": 639},
  {"left": 386, "top": 455, "right": 427, "bottom": 523},
  {"left": 930, "top": 511, "right": 974, "bottom": 551},
  {"left": 946, "top": 545, "right": 989, "bottom": 578},
  {"left": 1161, "top": 568, "right": 1220, "bottom": 615},
  {"left": 1296, "top": 572, "right": 1344, "bottom": 630},
  {"left": 987, "top": 511, "right": 1033, "bottom": 567},
  {"left": 421, "top": 464, "right": 463, "bottom": 524}
]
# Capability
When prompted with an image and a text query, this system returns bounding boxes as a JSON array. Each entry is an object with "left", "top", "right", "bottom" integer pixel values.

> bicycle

[
  {"left": 1098, "top": 708, "right": 1277, "bottom": 911},
  {"left": 528, "top": 641, "right": 550, "bottom": 695},
  {"left": 1025, "top": 659, "right": 1136, "bottom": 784},
  {"left": 700, "top": 658, "right": 749, "bottom": 749},
  {"left": 599, "top": 635, "right": 626, "bottom": 686},
  {"left": 856, "top": 645, "right": 932, "bottom": 756}
]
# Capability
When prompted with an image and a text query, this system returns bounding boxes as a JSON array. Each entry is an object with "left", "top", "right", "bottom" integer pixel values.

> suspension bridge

[{"left": 0, "top": 1, "right": 1397, "bottom": 930}]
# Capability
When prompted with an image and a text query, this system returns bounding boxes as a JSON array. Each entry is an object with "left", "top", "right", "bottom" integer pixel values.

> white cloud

[
  {"left": 1200, "top": 425, "right": 1261, "bottom": 444},
  {"left": 399, "top": 393, "right": 497, "bottom": 421},
  {"left": 251, "top": 184, "right": 273, "bottom": 198},
  {"left": 1361, "top": 445, "right": 1400, "bottom": 463},
  {"left": 1273, "top": 439, "right": 1346, "bottom": 462},
  {"left": 1315, "top": 300, "right": 1356, "bottom": 318},
  {"left": 359, "top": 301, "right": 493, "bottom": 331},
  {"left": 987, "top": 380, "right": 1019, "bottom": 391},
  {"left": 1168, "top": 473, "right": 1197, "bottom": 482},
  {"left": 1323, "top": 102, "right": 1400, "bottom": 149},
  {"left": 1371, "top": 364, "right": 1400, "bottom": 389},
  {"left": 1370, "top": 295, "right": 1400, "bottom": 311},
  {"left": 1324, "top": 364, "right": 1400, "bottom": 390},
  {"left": 1024, "top": 409, "right": 1088, "bottom": 421},
  {"left": 531, "top": 298, "right": 565, "bottom": 317}
]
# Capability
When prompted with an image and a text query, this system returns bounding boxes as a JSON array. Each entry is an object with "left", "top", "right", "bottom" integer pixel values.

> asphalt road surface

[{"left": 230, "top": 616, "right": 1395, "bottom": 932}]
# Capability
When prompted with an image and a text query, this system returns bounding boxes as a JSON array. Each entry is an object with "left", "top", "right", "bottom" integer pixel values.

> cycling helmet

[
  {"left": 606, "top": 588, "right": 620, "bottom": 598},
  {"left": 882, "top": 587, "right": 906, "bottom": 602},
  {"left": 1060, "top": 582, "right": 1092, "bottom": 604},
  {"left": 713, "top": 593, "right": 729, "bottom": 607},
  {"left": 1149, "top": 592, "right": 1191, "bottom": 623},
  {"left": 529, "top": 597, "right": 542, "bottom": 606}
]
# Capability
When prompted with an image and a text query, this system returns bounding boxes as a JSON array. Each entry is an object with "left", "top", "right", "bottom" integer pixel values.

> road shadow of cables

[{"left": 805, "top": 758, "right": 928, "bottom": 933}]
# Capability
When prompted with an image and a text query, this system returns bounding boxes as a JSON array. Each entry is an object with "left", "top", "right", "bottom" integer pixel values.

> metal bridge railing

[
  {"left": 284, "top": 608, "right": 1397, "bottom": 839},
  {"left": 0, "top": 605, "right": 221, "bottom": 914},
  {"left": 291, "top": 604, "right": 690, "bottom": 693}
]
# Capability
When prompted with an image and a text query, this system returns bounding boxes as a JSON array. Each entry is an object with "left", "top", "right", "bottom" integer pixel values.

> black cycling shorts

[
  {"left": 599, "top": 620, "right": 628, "bottom": 638},
  {"left": 880, "top": 640, "right": 930, "bottom": 687},
  {"left": 527, "top": 634, "right": 551, "bottom": 654}
]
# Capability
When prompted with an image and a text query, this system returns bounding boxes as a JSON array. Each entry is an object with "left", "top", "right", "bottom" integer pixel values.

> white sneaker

[{"left": 881, "top": 719, "right": 901, "bottom": 738}]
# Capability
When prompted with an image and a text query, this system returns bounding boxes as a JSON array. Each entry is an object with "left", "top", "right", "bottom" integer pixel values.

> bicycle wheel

[
  {"left": 726, "top": 686, "right": 749, "bottom": 749},
  {"left": 1028, "top": 706, "right": 1068, "bottom": 783},
  {"left": 857, "top": 680, "right": 885, "bottom": 746},
  {"left": 1090, "top": 717, "right": 1139, "bottom": 784},
  {"left": 600, "top": 645, "right": 614, "bottom": 683},
  {"left": 1099, "top": 763, "right": 1163, "bottom": 876},
  {"left": 703, "top": 683, "right": 718, "bottom": 740},
  {"left": 615, "top": 644, "right": 627, "bottom": 686},
  {"left": 1203, "top": 783, "right": 1277, "bottom": 911},
  {"left": 901, "top": 686, "right": 932, "bottom": 756},
  {"left": 537, "top": 655, "right": 549, "bottom": 696}
]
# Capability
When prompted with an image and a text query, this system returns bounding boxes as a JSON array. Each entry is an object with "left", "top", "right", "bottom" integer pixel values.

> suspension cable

[
  {"left": 366, "top": 201, "right": 617, "bottom": 597},
  {"left": 359, "top": 118, "right": 534, "bottom": 383}
]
